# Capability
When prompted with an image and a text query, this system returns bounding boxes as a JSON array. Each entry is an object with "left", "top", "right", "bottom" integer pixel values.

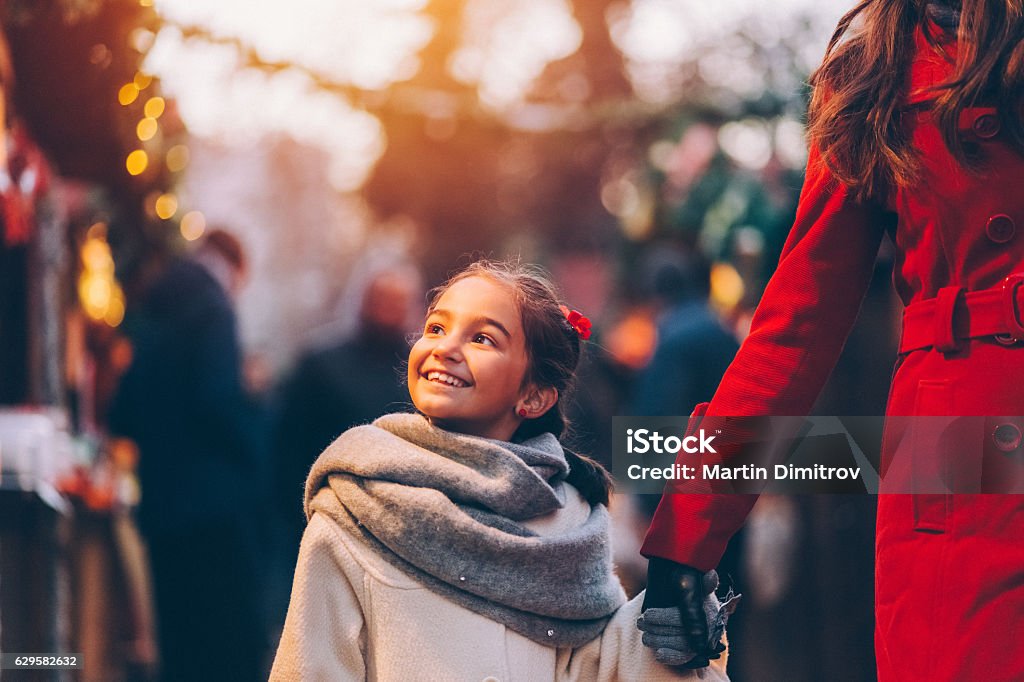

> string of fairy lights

[
  {"left": 79, "top": 4, "right": 205, "bottom": 328},
  {"left": 88, "top": 5, "right": 491, "bottom": 331},
  {"left": 75, "top": 1, "right": 757, "bottom": 330},
  {"left": 117, "top": 70, "right": 205, "bottom": 238}
]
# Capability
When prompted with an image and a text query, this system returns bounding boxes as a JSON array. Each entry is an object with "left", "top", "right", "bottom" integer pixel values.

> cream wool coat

[{"left": 271, "top": 484, "right": 729, "bottom": 682}]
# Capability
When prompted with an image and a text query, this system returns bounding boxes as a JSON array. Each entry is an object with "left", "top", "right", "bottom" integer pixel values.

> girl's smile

[
  {"left": 408, "top": 275, "right": 533, "bottom": 441},
  {"left": 423, "top": 370, "right": 471, "bottom": 388}
]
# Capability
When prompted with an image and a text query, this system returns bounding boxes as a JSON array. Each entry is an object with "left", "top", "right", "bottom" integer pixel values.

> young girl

[
  {"left": 641, "top": 1, "right": 1024, "bottom": 680},
  {"left": 271, "top": 261, "right": 732, "bottom": 681}
]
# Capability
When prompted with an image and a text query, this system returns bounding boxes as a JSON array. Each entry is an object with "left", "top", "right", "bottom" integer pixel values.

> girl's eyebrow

[
  {"left": 479, "top": 317, "right": 512, "bottom": 339},
  {"left": 429, "top": 308, "right": 512, "bottom": 339}
]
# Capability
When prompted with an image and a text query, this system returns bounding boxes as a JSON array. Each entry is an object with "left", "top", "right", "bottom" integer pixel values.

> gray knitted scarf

[{"left": 304, "top": 413, "right": 627, "bottom": 648}]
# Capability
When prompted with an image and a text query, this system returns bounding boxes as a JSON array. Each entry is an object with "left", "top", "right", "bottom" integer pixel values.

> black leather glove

[{"left": 640, "top": 557, "right": 726, "bottom": 669}]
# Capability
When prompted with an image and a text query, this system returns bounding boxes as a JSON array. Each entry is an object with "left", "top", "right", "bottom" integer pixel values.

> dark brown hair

[
  {"left": 429, "top": 259, "right": 613, "bottom": 506},
  {"left": 807, "top": 0, "right": 1024, "bottom": 201}
]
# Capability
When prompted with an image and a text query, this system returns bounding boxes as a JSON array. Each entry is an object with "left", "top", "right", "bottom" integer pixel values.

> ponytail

[
  {"left": 564, "top": 449, "right": 613, "bottom": 507},
  {"left": 514, "top": 401, "right": 614, "bottom": 507}
]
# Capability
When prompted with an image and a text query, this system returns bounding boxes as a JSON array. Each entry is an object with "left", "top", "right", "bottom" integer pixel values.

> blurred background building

[{"left": 0, "top": 0, "right": 897, "bottom": 680}]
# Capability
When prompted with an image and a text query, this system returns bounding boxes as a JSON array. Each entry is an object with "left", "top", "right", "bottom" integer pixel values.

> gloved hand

[{"left": 638, "top": 557, "right": 735, "bottom": 668}]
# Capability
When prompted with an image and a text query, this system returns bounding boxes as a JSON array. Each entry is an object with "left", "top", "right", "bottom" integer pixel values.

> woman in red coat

[{"left": 640, "top": 1, "right": 1024, "bottom": 679}]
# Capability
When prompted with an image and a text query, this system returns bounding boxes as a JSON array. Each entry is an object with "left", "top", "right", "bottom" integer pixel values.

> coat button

[
  {"left": 973, "top": 113, "right": 1000, "bottom": 139},
  {"left": 993, "top": 423, "right": 1022, "bottom": 452},
  {"left": 986, "top": 214, "right": 1015, "bottom": 243}
]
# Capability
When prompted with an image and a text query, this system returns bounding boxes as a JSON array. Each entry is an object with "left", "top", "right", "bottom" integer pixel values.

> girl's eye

[
  {"left": 474, "top": 333, "right": 495, "bottom": 346},
  {"left": 426, "top": 323, "right": 444, "bottom": 335}
]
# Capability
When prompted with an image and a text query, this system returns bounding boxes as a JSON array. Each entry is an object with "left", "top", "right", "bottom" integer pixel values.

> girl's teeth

[{"left": 427, "top": 371, "right": 465, "bottom": 387}]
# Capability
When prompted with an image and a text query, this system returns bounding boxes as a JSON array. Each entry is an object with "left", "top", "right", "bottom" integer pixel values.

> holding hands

[{"left": 638, "top": 558, "right": 739, "bottom": 669}]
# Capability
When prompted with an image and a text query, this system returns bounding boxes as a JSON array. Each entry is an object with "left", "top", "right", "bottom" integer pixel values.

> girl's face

[{"left": 408, "top": 275, "right": 532, "bottom": 441}]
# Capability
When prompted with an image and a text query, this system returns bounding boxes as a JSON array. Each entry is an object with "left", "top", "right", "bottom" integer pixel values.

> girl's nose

[{"left": 432, "top": 335, "right": 463, "bottom": 361}]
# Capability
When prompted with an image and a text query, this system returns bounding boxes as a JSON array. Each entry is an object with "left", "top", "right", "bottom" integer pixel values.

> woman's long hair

[{"left": 807, "top": 0, "right": 1024, "bottom": 202}]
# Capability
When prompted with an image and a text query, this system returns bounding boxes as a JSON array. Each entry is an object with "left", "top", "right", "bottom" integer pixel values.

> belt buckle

[{"left": 996, "top": 273, "right": 1024, "bottom": 345}]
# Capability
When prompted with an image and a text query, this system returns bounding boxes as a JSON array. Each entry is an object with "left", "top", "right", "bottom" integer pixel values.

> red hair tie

[{"left": 559, "top": 305, "right": 592, "bottom": 340}]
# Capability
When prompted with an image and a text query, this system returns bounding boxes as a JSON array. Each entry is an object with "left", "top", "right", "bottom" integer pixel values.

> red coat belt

[{"left": 900, "top": 273, "right": 1024, "bottom": 353}]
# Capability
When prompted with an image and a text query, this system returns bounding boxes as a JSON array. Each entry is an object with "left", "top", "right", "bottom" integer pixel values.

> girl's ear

[{"left": 518, "top": 385, "right": 558, "bottom": 419}]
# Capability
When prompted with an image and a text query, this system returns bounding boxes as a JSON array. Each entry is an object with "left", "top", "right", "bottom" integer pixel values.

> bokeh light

[
  {"left": 605, "top": 311, "right": 657, "bottom": 371},
  {"left": 710, "top": 262, "right": 745, "bottom": 309},
  {"left": 79, "top": 275, "right": 112, "bottom": 320},
  {"left": 144, "top": 96, "right": 166, "bottom": 119},
  {"left": 154, "top": 193, "right": 179, "bottom": 219},
  {"left": 104, "top": 291, "right": 126, "bottom": 327},
  {"left": 118, "top": 83, "right": 140, "bottom": 105},
  {"left": 166, "top": 144, "right": 190, "bottom": 172},
  {"left": 131, "top": 28, "right": 156, "bottom": 53},
  {"left": 78, "top": 235, "right": 126, "bottom": 327},
  {"left": 718, "top": 119, "right": 773, "bottom": 170},
  {"left": 137, "top": 116, "right": 158, "bottom": 141},
  {"left": 86, "top": 221, "right": 108, "bottom": 240},
  {"left": 126, "top": 150, "right": 149, "bottom": 175},
  {"left": 180, "top": 210, "right": 207, "bottom": 241},
  {"left": 81, "top": 239, "right": 114, "bottom": 273},
  {"left": 89, "top": 44, "right": 111, "bottom": 66}
]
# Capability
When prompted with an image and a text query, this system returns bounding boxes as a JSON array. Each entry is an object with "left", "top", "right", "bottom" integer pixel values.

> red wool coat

[{"left": 642, "top": 25, "right": 1024, "bottom": 682}]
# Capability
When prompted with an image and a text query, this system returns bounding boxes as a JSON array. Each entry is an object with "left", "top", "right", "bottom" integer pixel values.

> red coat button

[
  {"left": 986, "top": 214, "right": 1015, "bottom": 243},
  {"left": 973, "top": 113, "right": 1000, "bottom": 139},
  {"left": 993, "top": 423, "right": 1022, "bottom": 452}
]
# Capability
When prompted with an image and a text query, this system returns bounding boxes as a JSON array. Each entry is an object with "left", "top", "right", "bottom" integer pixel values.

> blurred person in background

[
  {"left": 627, "top": 243, "right": 739, "bottom": 532},
  {"left": 640, "top": 1, "right": 1024, "bottom": 680},
  {"left": 272, "top": 263, "right": 423, "bottom": 555},
  {"left": 110, "top": 228, "right": 267, "bottom": 682},
  {"left": 613, "top": 244, "right": 739, "bottom": 596},
  {"left": 629, "top": 243, "right": 739, "bottom": 424}
]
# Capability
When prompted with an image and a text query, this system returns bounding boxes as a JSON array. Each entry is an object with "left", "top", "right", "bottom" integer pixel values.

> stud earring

[{"left": 517, "top": 408, "right": 528, "bottom": 418}]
